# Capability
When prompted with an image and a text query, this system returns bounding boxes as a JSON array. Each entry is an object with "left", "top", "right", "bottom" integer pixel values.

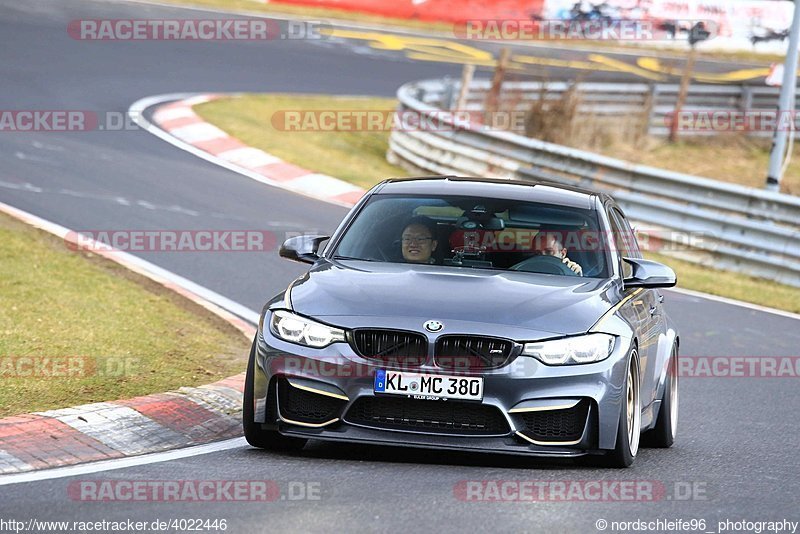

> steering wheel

[
  {"left": 580, "top": 255, "right": 603, "bottom": 277},
  {"left": 509, "top": 254, "right": 578, "bottom": 276},
  {"left": 373, "top": 240, "right": 395, "bottom": 262}
]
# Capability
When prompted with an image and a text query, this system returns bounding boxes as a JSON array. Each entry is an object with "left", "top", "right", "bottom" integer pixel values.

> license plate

[{"left": 374, "top": 370, "right": 483, "bottom": 401}]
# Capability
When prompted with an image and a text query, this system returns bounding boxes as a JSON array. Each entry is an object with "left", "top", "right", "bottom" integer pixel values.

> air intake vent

[
  {"left": 278, "top": 377, "right": 345, "bottom": 425},
  {"left": 520, "top": 400, "right": 590, "bottom": 442},
  {"left": 346, "top": 396, "right": 510, "bottom": 435}
]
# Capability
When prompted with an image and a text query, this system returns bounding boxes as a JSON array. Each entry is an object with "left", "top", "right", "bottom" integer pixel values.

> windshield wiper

[{"left": 332, "top": 255, "right": 376, "bottom": 262}]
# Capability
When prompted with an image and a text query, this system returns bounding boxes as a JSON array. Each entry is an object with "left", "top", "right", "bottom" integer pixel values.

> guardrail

[
  {"left": 427, "top": 79, "right": 793, "bottom": 138},
  {"left": 388, "top": 78, "right": 800, "bottom": 287}
]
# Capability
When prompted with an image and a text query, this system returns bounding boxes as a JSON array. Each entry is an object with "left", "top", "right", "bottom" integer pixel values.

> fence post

[
  {"left": 669, "top": 44, "right": 698, "bottom": 143},
  {"left": 455, "top": 64, "right": 476, "bottom": 111},
  {"left": 485, "top": 47, "right": 511, "bottom": 114}
]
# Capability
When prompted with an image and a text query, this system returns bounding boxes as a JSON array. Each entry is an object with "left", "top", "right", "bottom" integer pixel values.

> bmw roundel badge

[{"left": 424, "top": 320, "right": 444, "bottom": 332}]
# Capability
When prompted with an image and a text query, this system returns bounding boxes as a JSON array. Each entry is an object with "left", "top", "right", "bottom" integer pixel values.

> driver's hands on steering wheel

[{"left": 562, "top": 257, "right": 583, "bottom": 276}]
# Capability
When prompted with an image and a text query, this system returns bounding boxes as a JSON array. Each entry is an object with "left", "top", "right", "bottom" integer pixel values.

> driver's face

[
  {"left": 401, "top": 224, "right": 437, "bottom": 263},
  {"left": 533, "top": 235, "right": 566, "bottom": 258}
]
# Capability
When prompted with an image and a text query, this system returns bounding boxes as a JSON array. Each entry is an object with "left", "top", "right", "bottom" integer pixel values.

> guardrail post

[
  {"left": 740, "top": 85, "right": 753, "bottom": 112},
  {"left": 441, "top": 76, "right": 455, "bottom": 110},
  {"left": 644, "top": 84, "right": 657, "bottom": 139}
]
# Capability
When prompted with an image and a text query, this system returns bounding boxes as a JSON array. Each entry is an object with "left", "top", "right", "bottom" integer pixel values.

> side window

[
  {"left": 606, "top": 207, "right": 633, "bottom": 279},
  {"left": 611, "top": 208, "right": 642, "bottom": 259}
]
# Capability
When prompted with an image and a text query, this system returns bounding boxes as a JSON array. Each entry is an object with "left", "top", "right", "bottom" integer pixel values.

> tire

[
  {"left": 642, "top": 344, "right": 678, "bottom": 448},
  {"left": 243, "top": 338, "right": 307, "bottom": 451},
  {"left": 604, "top": 349, "right": 642, "bottom": 468}
]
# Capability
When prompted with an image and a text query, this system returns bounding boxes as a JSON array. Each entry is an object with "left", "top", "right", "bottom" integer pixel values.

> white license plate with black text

[{"left": 374, "top": 369, "right": 483, "bottom": 401}]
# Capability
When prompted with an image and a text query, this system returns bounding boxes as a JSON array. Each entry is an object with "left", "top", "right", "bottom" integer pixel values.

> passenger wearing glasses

[{"left": 400, "top": 216, "right": 438, "bottom": 264}]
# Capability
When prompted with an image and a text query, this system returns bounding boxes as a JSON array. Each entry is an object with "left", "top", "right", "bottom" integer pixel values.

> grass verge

[
  {"left": 194, "top": 92, "right": 800, "bottom": 314},
  {"left": 0, "top": 212, "right": 250, "bottom": 417},
  {"left": 194, "top": 94, "right": 405, "bottom": 190},
  {"left": 600, "top": 136, "right": 800, "bottom": 196}
]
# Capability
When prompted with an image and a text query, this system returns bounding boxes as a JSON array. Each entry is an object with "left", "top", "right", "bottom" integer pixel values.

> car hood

[{"left": 287, "top": 260, "right": 617, "bottom": 336}]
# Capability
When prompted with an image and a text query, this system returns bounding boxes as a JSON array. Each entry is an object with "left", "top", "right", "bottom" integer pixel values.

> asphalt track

[{"left": 1, "top": 0, "right": 799, "bottom": 532}]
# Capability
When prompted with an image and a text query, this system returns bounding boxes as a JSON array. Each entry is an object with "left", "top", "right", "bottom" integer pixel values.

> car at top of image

[{"left": 243, "top": 175, "right": 679, "bottom": 467}]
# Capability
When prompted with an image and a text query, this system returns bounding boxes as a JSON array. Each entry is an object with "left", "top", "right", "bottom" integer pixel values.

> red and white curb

[
  {"left": 0, "top": 376, "right": 245, "bottom": 475},
  {"left": 0, "top": 201, "right": 256, "bottom": 476},
  {"left": 130, "top": 93, "right": 365, "bottom": 209}
]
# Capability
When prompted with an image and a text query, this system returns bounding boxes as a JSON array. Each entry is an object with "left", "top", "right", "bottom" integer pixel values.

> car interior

[{"left": 334, "top": 196, "right": 609, "bottom": 278}]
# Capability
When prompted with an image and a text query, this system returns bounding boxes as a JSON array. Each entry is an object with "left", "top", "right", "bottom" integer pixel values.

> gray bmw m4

[{"left": 243, "top": 176, "right": 679, "bottom": 467}]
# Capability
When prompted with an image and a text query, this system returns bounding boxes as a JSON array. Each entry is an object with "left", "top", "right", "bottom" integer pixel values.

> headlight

[
  {"left": 521, "top": 334, "right": 615, "bottom": 365},
  {"left": 269, "top": 310, "right": 345, "bottom": 348}
]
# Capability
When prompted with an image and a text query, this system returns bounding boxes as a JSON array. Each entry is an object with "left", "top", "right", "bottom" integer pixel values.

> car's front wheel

[
  {"left": 605, "top": 348, "right": 642, "bottom": 468},
  {"left": 242, "top": 338, "right": 307, "bottom": 451}
]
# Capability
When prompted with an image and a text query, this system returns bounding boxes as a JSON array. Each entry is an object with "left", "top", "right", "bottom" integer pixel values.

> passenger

[
  {"left": 533, "top": 232, "right": 583, "bottom": 276},
  {"left": 401, "top": 216, "right": 438, "bottom": 264}
]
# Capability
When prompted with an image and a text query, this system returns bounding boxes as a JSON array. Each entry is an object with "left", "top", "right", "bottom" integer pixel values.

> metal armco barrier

[
  {"left": 387, "top": 78, "right": 800, "bottom": 287},
  {"left": 427, "top": 79, "right": 795, "bottom": 139}
]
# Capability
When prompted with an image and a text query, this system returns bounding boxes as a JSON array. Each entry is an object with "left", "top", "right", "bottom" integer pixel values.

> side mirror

[
  {"left": 622, "top": 257, "right": 677, "bottom": 289},
  {"left": 279, "top": 235, "right": 330, "bottom": 264}
]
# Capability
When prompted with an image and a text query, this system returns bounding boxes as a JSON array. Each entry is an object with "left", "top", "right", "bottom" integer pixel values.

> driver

[
  {"left": 533, "top": 232, "right": 583, "bottom": 276},
  {"left": 401, "top": 216, "right": 438, "bottom": 264}
]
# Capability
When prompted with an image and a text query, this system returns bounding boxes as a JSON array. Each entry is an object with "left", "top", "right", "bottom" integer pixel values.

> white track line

[
  {"left": 0, "top": 439, "right": 248, "bottom": 486},
  {"left": 667, "top": 287, "right": 800, "bottom": 322}
]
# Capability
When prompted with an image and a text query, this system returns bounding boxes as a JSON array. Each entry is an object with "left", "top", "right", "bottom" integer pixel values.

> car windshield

[{"left": 333, "top": 194, "right": 609, "bottom": 278}]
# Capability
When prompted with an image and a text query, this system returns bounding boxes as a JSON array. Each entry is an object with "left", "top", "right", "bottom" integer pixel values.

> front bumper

[{"left": 252, "top": 324, "right": 631, "bottom": 456}]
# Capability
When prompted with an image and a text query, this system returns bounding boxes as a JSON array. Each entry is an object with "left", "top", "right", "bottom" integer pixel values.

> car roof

[{"left": 373, "top": 176, "right": 605, "bottom": 210}]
